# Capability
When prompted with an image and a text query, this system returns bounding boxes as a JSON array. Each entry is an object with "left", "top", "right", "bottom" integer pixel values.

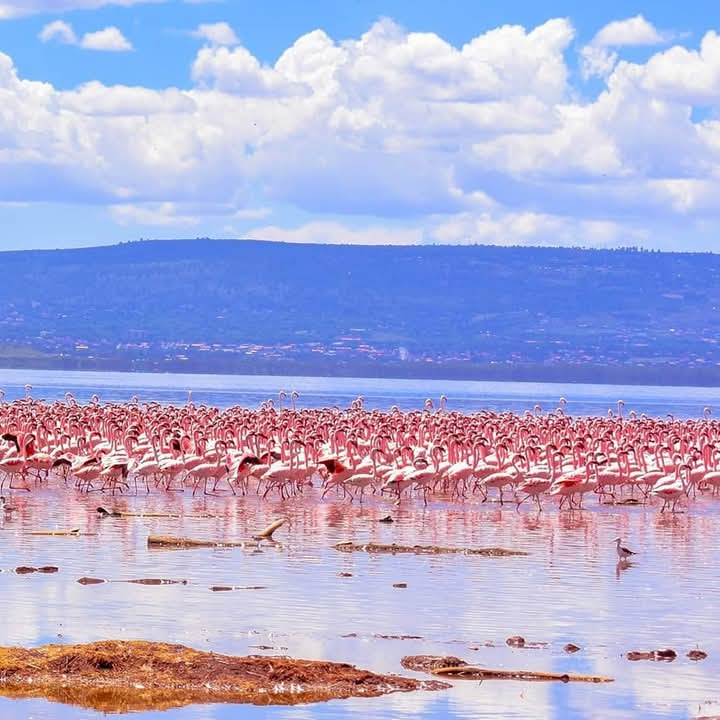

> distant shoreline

[{"left": 1, "top": 357, "right": 719, "bottom": 389}]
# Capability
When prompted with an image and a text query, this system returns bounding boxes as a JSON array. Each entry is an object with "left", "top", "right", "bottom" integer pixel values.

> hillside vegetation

[{"left": 0, "top": 240, "right": 718, "bottom": 383}]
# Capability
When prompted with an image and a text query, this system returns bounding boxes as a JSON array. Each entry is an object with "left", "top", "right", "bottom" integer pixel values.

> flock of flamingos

[{"left": 0, "top": 388, "right": 717, "bottom": 513}]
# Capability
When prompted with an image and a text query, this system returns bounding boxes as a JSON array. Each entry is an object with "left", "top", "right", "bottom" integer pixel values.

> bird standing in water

[{"left": 614, "top": 537, "right": 636, "bottom": 561}]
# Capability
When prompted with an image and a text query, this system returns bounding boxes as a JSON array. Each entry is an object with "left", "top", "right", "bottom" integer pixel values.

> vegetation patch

[{"left": 0, "top": 640, "right": 448, "bottom": 712}]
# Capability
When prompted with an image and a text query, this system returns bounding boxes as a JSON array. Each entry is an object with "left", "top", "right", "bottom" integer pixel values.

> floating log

[
  {"left": 0, "top": 640, "right": 448, "bottom": 712},
  {"left": 147, "top": 520, "right": 285, "bottom": 549},
  {"left": 333, "top": 541, "right": 528, "bottom": 556},
  {"left": 432, "top": 665, "right": 613, "bottom": 683},
  {"left": 29, "top": 529, "right": 94, "bottom": 536},
  {"left": 77, "top": 578, "right": 187, "bottom": 586},
  {"left": 147, "top": 536, "right": 250, "bottom": 549},
  {"left": 124, "top": 579, "right": 188, "bottom": 586},
  {"left": 97, "top": 507, "right": 217, "bottom": 519},
  {"left": 401, "top": 655, "right": 611, "bottom": 683},
  {"left": 209, "top": 585, "right": 267, "bottom": 592}
]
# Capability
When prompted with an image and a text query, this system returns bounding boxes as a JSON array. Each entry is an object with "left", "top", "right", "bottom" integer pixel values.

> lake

[
  {"left": 2, "top": 367, "right": 720, "bottom": 418},
  {"left": 0, "top": 369, "right": 718, "bottom": 720}
]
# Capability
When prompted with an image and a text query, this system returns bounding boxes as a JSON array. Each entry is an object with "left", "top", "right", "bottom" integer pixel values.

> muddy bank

[{"left": 0, "top": 640, "right": 448, "bottom": 711}]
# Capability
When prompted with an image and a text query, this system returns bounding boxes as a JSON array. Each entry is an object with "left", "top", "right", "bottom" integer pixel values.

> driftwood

[
  {"left": 0, "top": 640, "right": 449, "bottom": 712},
  {"left": 147, "top": 536, "right": 249, "bottom": 548},
  {"left": 209, "top": 585, "right": 267, "bottom": 592},
  {"left": 252, "top": 518, "right": 286, "bottom": 540},
  {"left": 148, "top": 519, "right": 285, "bottom": 548},
  {"left": 77, "top": 578, "right": 187, "bottom": 585},
  {"left": 97, "top": 507, "right": 217, "bottom": 519},
  {"left": 334, "top": 541, "right": 528, "bottom": 556},
  {"left": 401, "top": 656, "right": 611, "bottom": 683},
  {"left": 29, "top": 529, "right": 95, "bottom": 536},
  {"left": 433, "top": 666, "right": 613, "bottom": 682}
]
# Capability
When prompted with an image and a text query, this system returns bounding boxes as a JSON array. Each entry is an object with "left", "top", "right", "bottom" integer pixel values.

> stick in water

[{"left": 252, "top": 518, "right": 285, "bottom": 541}]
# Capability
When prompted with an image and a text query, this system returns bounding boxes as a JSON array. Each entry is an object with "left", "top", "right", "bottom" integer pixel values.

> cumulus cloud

[
  {"left": 593, "top": 15, "right": 666, "bottom": 47},
  {"left": 5, "top": 17, "right": 720, "bottom": 249},
  {"left": 192, "top": 22, "right": 238, "bottom": 47},
  {"left": 580, "top": 15, "right": 668, "bottom": 79},
  {"left": 80, "top": 26, "right": 133, "bottom": 51},
  {"left": 39, "top": 20, "right": 133, "bottom": 50}
]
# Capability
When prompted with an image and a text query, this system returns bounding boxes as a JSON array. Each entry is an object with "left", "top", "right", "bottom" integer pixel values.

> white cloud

[
  {"left": 430, "top": 211, "right": 649, "bottom": 247},
  {"left": 110, "top": 202, "right": 200, "bottom": 226},
  {"left": 192, "top": 22, "right": 238, "bottom": 47},
  {"left": 0, "top": 0, "right": 166, "bottom": 18},
  {"left": 39, "top": 20, "right": 77, "bottom": 44},
  {"left": 39, "top": 20, "right": 132, "bottom": 51},
  {"left": 191, "top": 45, "right": 308, "bottom": 96},
  {"left": 5, "top": 17, "right": 720, "bottom": 249},
  {"left": 581, "top": 15, "right": 668, "bottom": 79},
  {"left": 593, "top": 15, "right": 665, "bottom": 48},
  {"left": 246, "top": 221, "right": 425, "bottom": 246},
  {"left": 80, "top": 26, "right": 133, "bottom": 51},
  {"left": 579, "top": 46, "right": 618, "bottom": 80}
]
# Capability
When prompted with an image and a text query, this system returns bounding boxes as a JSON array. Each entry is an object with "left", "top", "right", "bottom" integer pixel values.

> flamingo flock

[{"left": 0, "top": 391, "right": 716, "bottom": 513}]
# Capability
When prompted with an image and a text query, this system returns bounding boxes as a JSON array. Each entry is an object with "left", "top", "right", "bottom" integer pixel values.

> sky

[{"left": 0, "top": 0, "right": 719, "bottom": 251}]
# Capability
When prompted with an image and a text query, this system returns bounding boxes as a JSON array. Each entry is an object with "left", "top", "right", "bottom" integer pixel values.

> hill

[{"left": 1, "top": 239, "right": 719, "bottom": 385}]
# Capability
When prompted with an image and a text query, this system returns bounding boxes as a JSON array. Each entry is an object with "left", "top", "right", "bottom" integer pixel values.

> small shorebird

[{"left": 614, "top": 537, "right": 636, "bottom": 561}]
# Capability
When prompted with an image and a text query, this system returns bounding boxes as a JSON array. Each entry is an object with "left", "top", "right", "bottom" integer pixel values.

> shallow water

[
  {"left": 0, "top": 487, "right": 718, "bottom": 720},
  {"left": 0, "top": 369, "right": 719, "bottom": 719},
  {"left": 3, "top": 367, "right": 720, "bottom": 418}
]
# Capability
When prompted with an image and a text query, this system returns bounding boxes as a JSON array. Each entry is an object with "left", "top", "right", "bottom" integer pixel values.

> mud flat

[{"left": 0, "top": 640, "right": 448, "bottom": 712}]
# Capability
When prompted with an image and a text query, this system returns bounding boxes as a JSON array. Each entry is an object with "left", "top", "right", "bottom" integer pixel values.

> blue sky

[{"left": 0, "top": 0, "right": 719, "bottom": 251}]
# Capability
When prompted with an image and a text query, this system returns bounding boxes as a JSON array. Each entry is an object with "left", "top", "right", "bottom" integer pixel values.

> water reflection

[
  {"left": 615, "top": 559, "right": 635, "bottom": 579},
  {"left": 0, "top": 488, "right": 717, "bottom": 719}
]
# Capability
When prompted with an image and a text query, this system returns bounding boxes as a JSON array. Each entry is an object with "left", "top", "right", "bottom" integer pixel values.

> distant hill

[{"left": 1, "top": 239, "right": 719, "bottom": 385}]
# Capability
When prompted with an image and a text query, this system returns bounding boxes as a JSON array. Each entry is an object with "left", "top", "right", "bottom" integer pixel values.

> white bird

[{"left": 614, "top": 537, "right": 636, "bottom": 561}]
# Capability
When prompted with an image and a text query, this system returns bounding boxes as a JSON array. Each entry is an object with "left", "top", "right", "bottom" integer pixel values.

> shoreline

[{"left": 1, "top": 358, "right": 720, "bottom": 389}]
